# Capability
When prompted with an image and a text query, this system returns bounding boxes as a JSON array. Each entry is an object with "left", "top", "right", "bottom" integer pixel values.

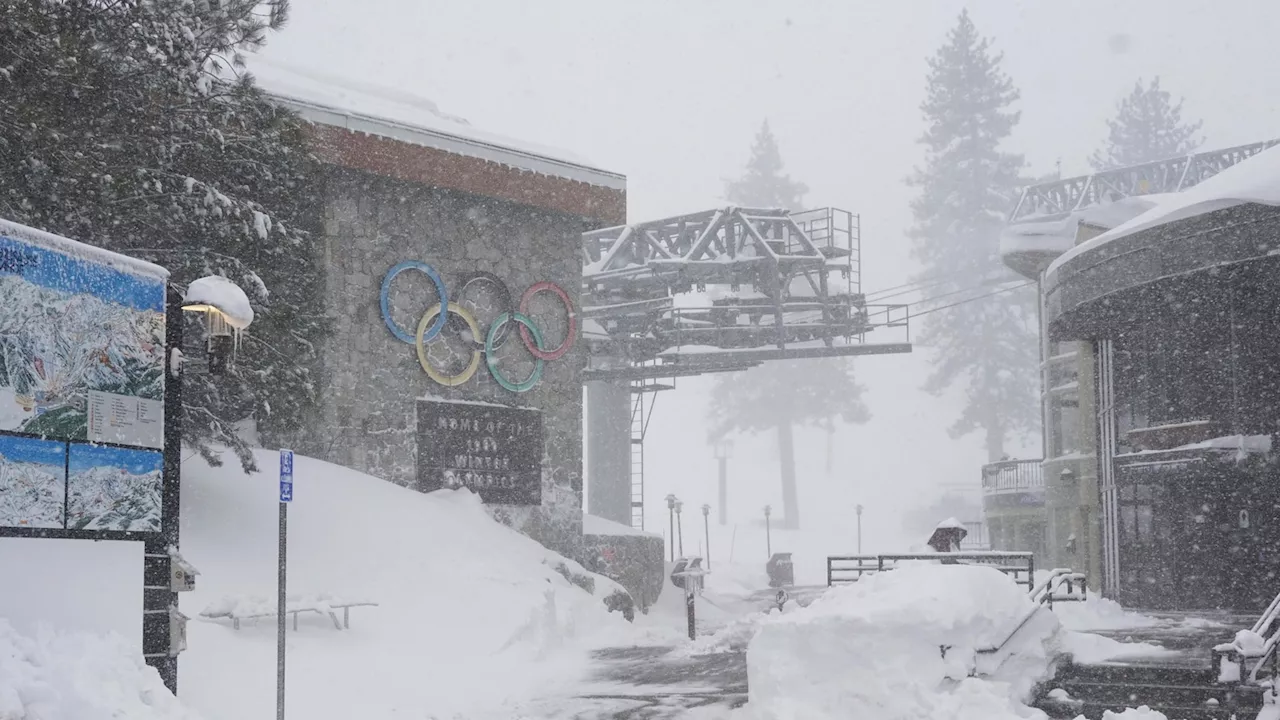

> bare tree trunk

[
  {"left": 778, "top": 420, "right": 799, "bottom": 530},
  {"left": 985, "top": 404, "right": 1005, "bottom": 462},
  {"left": 825, "top": 423, "right": 833, "bottom": 475}
]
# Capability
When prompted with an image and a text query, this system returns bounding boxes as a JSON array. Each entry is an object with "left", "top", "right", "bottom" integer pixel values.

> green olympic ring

[{"left": 485, "top": 312, "right": 544, "bottom": 393}]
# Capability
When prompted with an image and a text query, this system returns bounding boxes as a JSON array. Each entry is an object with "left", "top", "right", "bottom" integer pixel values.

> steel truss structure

[
  {"left": 581, "top": 206, "right": 910, "bottom": 382},
  {"left": 580, "top": 206, "right": 911, "bottom": 529},
  {"left": 1009, "top": 139, "right": 1280, "bottom": 223}
]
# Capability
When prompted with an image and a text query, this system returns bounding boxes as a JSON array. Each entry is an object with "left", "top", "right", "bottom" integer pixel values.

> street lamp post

[
  {"left": 675, "top": 499, "right": 685, "bottom": 558},
  {"left": 764, "top": 505, "right": 772, "bottom": 558},
  {"left": 701, "top": 504, "right": 711, "bottom": 568},
  {"left": 856, "top": 504, "right": 864, "bottom": 555},
  {"left": 665, "top": 494, "right": 677, "bottom": 562},
  {"left": 713, "top": 440, "right": 734, "bottom": 526}
]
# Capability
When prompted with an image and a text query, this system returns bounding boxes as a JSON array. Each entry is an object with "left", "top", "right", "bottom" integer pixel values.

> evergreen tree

[
  {"left": 708, "top": 121, "right": 869, "bottom": 530},
  {"left": 908, "top": 10, "right": 1038, "bottom": 462},
  {"left": 723, "top": 121, "right": 808, "bottom": 209},
  {"left": 1090, "top": 77, "right": 1203, "bottom": 170},
  {"left": 0, "top": 0, "right": 325, "bottom": 472}
]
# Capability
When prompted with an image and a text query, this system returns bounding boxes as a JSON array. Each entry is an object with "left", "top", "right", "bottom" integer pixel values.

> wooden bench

[{"left": 200, "top": 593, "right": 378, "bottom": 631}]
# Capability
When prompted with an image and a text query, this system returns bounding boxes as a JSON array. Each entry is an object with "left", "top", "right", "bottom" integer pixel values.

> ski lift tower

[{"left": 581, "top": 206, "right": 912, "bottom": 529}]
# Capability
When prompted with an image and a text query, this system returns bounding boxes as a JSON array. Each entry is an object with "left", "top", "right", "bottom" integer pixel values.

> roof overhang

[{"left": 270, "top": 93, "right": 627, "bottom": 225}]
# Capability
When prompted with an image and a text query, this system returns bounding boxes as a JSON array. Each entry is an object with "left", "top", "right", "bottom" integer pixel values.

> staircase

[
  {"left": 1036, "top": 662, "right": 1267, "bottom": 720},
  {"left": 628, "top": 384, "right": 646, "bottom": 531}
]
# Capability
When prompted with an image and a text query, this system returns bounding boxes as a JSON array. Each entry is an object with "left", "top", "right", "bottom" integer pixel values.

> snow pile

[
  {"left": 1095, "top": 708, "right": 1169, "bottom": 720},
  {"left": 742, "top": 563, "right": 1060, "bottom": 720},
  {"left": 0, "top": 619, "right": 199, "bottom": 720},
  {"left": 1053, "top": 593, "right": 1162, "bottom": 631},
  {"left": 176, "top": 448, "right": 640, "bottom": 719}
]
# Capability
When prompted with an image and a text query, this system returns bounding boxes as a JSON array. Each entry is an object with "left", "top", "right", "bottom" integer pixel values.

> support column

[{"left": 586, "top": 380, "right": 633, "bottom": 525}]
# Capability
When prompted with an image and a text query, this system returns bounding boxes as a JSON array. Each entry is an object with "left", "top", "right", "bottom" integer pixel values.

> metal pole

[
  {"left": 277, "top": 501, "right": 287, "bottom": 720},
  {"left": 702, "top": 506, "right": 711, "bottom": 569},
  {"left": 676, "top": 508, "right": 684, "bottom": 557},
  {"left": 718, "top": 457, "right": 727, "bottom": 525},
  {"left": 685, "top": 583, "right": 696, "bottom": 640},
  {"left": 765, "top": 508, "right": 772, "bottom": 558},
  {"left": 669, "top": 508, "right": 675, "bottom": 562},
  {"left": 856, "top": 504, "right": 864, "bottom": 555}
]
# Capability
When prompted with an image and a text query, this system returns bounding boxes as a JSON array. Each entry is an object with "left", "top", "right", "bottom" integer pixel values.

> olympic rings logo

[{"left": 379, "top": 261, "right": 577, "bottom": 393}]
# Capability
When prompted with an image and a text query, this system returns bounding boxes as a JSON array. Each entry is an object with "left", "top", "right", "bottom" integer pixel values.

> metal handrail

[
  {"left": 826, "top": 552, "right": 1035, "bottom": 590},
  {"left": 981, "top": 459, "right": 1044, "bottom": 495},
  {"left": 1030, "top": 568, "right": 1088, "bottom": 607}
]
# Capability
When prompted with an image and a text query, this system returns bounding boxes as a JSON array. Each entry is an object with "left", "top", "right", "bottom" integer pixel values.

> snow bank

[
  {"left": 1052, "top": 593, "right": 1162, "bottom": 631},
  {"left": 742, "top": 563, "right": 1060, "bottom": 720},
  {"left": 0, "top": 619, "right": 199, "bottom": 720},
  {"left": 1094, "top": 708, "right": 1169, "bottom": 720},
  {"left": 178, "top": 448, "right": 640, "bottom": 719}
]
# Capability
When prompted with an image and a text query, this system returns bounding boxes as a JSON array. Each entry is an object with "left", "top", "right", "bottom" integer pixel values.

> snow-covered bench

[{"left": 200, "top": 593, "right": 378, "bottom": 631}]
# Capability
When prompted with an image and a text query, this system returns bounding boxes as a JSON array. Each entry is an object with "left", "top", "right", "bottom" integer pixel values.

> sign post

[{"left": 277, "top": 449, "right": 293, "bottom": 720}]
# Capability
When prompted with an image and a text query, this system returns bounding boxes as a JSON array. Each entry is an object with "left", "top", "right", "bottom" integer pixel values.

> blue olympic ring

[{"left": 380, "top": 260, "right": 449, "bottom": 344}]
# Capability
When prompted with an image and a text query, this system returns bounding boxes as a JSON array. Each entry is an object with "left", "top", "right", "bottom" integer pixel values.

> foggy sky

[{"left": 257, "top": 1, "right": 1280, "bottom": 549}]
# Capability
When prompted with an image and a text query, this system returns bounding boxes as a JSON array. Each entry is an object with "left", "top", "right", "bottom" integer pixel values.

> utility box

[
  {"left": 670, "top": 557, "right": 704, "bottom": 592},
  {"left": 168, "top": 606, "right": 189, "bottom": 657},
  {"left": 767, "top": 552, "right": 794, "bottom": 588},
  {"left": 169, "top": 549, "right": 199, "bottom": 592}
]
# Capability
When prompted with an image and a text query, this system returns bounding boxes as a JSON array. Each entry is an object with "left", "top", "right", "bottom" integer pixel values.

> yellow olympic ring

[{"left": 415, "top": 302, "right": 482, "bottom": 386}]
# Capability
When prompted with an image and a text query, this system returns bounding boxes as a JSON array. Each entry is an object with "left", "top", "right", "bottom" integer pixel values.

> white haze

[{"left": 256, "top": 0, "right": 1280, "bottom": 550}]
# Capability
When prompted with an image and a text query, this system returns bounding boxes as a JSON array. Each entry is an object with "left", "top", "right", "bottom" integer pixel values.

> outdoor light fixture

[{"left": 182, "top": 275, "right": 255, "bottom": 376}]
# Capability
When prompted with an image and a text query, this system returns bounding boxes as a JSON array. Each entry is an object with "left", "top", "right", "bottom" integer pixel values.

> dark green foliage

[
  {"left": 0, "top": 0, "right": 325, "bottom": 471},
  {"left": 907, "top": 10, "right": 1038, "bottom": 462},
  {"left": 1090, "top": 77, "right": 1203, "bottom": 170}
]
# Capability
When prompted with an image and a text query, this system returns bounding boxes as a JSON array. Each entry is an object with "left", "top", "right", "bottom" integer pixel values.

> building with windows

[{"left": 994, "top": 140, "right": 1280, "bottom": 610}]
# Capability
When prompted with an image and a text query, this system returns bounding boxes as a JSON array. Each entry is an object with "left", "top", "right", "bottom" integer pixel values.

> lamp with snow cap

[{"left": 181, "top": 275, "right": 255, "bottom": 375}]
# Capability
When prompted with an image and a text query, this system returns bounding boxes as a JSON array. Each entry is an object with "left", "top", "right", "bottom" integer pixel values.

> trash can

[
  {"left": 766, "top": 552, "right": 794, "bottom": 588},
  {"left": 670, "top": 557, "right": 704, "bottom": 591}
]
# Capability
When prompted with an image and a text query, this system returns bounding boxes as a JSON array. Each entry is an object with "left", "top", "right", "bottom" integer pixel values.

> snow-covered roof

[
  {"left": 1046, "top": 143, "right": 1280, "bottom": 279},
  {"left": 1001, "top": 194, "right": 1174, "bottom": 263},
  {"left": 0, "top": 217, "right": 168, "bottom": 281},
  {"left": 245, "top": 57, "right": 625, "bottom": 191},
  {"left": 183, "top": 275, "right": 254, "bottom": 329}
]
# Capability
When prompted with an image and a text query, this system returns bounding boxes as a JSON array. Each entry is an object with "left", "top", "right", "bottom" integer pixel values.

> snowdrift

[
  {"left": 743, "top": 563, "right": 1060, "bottom": 720},
  {"left": 177, "top": 448, "right": 642, "bottom": 719},
  {"left": 0, "top": 620, "right": 198, "bottom": 720}
]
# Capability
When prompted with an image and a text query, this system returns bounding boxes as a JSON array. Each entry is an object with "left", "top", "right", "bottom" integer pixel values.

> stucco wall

[{"left": 305, "top": 168, "right": 589, "bottom": 555}]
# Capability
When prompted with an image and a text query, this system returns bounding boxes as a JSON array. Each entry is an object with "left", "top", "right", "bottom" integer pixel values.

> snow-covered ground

[
  {"left": 177, "top": 448, "right": 673, "bottom": 719},
  {"left": 0, "top": 447, "right": 676, "bottom": 719},
  {"left": 0, "top": 447, "right": 1219, "bottom": 720}
]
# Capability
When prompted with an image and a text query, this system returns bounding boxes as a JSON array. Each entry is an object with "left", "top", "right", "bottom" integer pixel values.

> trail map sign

[
  {"left": 416, "top": 399, "right": 543, "bottom": 505},
  {"left": 0, "top": 220, "right": 169, "bottom": 534}
]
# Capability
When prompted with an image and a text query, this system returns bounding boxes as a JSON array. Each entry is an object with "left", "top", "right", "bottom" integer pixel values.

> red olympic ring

[{"left": 519, "top": 281, "right": 577, "bottom": 361}]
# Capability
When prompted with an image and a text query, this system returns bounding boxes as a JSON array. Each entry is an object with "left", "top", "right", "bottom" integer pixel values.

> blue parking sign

[{"left": 279, "top": 449, "right": 294, "bottom": 503}]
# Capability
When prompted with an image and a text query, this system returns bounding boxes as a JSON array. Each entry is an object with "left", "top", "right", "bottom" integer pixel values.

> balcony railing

[{"left": 981, "top": 459, "right": 1045, "bottom": 495}]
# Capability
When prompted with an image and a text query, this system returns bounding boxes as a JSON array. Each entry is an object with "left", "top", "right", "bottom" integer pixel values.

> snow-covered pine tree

[
  {"left": 908, "top": 10, "right": 1038, "bottom": 462},
  {"left": 1090, "top": 77, "right": 1203, "bottom": 170},
  {"left": 0, "top": 0, "right": 326, "bottom": 472},
  {"left": 707, "top": 121, "right": 870, "bottom": 530}
]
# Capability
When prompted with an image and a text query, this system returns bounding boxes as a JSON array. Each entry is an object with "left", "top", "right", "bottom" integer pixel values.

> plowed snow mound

[{"left": 179, "top": 448, "right": 645, "bottom": 719}]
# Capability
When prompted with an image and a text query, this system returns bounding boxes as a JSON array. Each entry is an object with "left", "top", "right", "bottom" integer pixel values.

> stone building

[{"left": 262, "top": 80, "right": 625, "bottom": 557}]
